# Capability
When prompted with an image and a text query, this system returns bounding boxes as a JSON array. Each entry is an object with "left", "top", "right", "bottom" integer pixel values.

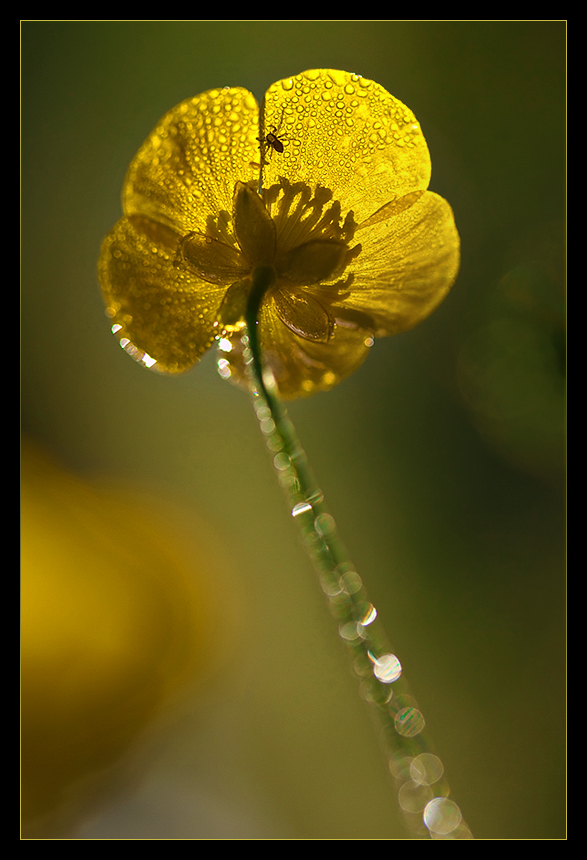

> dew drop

[
  {"left": 338, "top": 567, "right": 362, "bottom": 593},
  {"left": 359, "top": 604, "right": 377, "bottom": 626},
  {"left": 266, "top": 435, "right": 283, "bottom": 453},
  {"left": 314, "top": 513, "right": 336, "bottom": 536},
  {"left": 398, "top": 780, "right": 434, "bottom": 813},
  {"left": 423, "top": 798, "right": 463, "bottom": 836},
  {"left": 371, "top": 653, "right": 402, "bottom": 684},
  {"left": 394, "top": 707, "right": 425, "bottom": 738},
  {"left": 319, "top": 571, "right": 344, "bottom": 596},
  {"left": 273, "top": 452, "right": 291, "bottom": 471},
  {"left": 254, "top": 402, "right": 270, "bottom": 419},
  {"left": 217, "top": 358, "right": 231, "bottom": 379},
  {"left": 388, "top": 752, "right": 412, "bottom": 781},
  {"left": 339, "top": 621, "right": 360, "bottom": 641},
  {"left": 292, "top": 501, "right": 312, "bottom": 517},
  {"left": 259, "top": 417, "right": 275, "bottom": 435},
  {"left": 360, "top": 678, "right": 393, "bottom": 705},
  {"left": 410, "top": 754, "right": 444, "bottom": 786},
  {"left": 141, "top": 352, "right": 157, "bottom": 369}
]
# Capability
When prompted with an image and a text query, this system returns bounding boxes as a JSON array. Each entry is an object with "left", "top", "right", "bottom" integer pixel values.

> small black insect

[
  {"left": 257, "top": 107, "right": 289, "bottom": 163},
  {"left": 262, "top": 126, "right": 286, "bottom": 155}
]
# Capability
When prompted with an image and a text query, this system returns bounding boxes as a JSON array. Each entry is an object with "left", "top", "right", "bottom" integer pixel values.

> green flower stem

[{"left": 236, "top": 265, "right": 472, "bottom": 840}]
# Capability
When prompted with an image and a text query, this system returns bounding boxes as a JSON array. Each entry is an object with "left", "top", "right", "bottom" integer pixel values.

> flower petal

[
  {"left": 343, "top": 191, "right": 460, "bottom": 336},
  {"left": 123, "top": 88, "right": 260, "bottom": 237},
  {"left": 261, "top": 70, "right": 431, "bottom": 225},
  {"left": 99, "top": 216, "right": 226, "bottom": 373},
  {"left": 216, "top": 278, "right": 251, "bottom": 332},
  {"left": 257, "top": 298, "right": 372, "bottom": 398}
]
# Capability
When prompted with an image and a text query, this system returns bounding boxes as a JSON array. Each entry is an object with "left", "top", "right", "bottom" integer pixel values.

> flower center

[{"left": 176, "top": 179, "right": 361, "bottom": 344}]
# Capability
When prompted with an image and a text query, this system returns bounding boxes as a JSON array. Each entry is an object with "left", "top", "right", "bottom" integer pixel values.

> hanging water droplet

[
  {"left": 304, "top": 489, "right": 324, "bottom": 505},
  {"left": 394, "top": 706, "right": 425, "bottom": 738},
  {"left": 217, "top": 358, "right": 231, "bottom": 379},
  {"left": 359, "top": 604, "right": 377, "bottom": 626},
  {"left": 291, "top": 501, "right": 313, "bottom": 517},
  {"left": 370, "top": 652, "right": 402, "bottom": 683}
]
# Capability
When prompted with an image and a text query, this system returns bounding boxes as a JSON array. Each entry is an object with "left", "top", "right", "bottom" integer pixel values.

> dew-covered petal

[
  {"left": 123, "top": 88, "right": 260, "bottom": 237},
  {"left": 99, "top": 216, "right": 226, "bottom": 373},
  {"left": 342, "top": 191, "right": 460, "bottom": 336},
  {"left": 261, "top": 70, "right": 431, "bottom": 226},
  {"left": 272, "top": 287, "right": 334, "bottom": 342},
  {"left": 257, "top": 298, "right": 372, "bottom": 398}
]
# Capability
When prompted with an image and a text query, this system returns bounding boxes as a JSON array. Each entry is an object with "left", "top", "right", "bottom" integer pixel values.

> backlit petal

[
  {"left": 99, "top": 216, "right": 226, "bottom": 373},
  {"left": 342, "top": 191, "right": 460, "bottom": 336},
  {"left": 258, "top": 298, "right": 372, "bottom": 398},
  {"left": 261, "top": 70, "right": 431, "bottom": 226},
  {"left": 99, "top": 72, "right": 460, "bottom": 397},
  {"left": 123, "top": 88, "right": 260, "bottom": 237}
]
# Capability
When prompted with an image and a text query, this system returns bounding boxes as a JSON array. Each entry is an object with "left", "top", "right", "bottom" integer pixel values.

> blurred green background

[{"left": 21, "top": 21, "right": 565, "bottom": 839}]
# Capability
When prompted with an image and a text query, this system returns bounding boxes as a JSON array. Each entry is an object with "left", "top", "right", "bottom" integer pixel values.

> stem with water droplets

[{"left": 234, "top": 264, "right": 472, "bottom": 839}]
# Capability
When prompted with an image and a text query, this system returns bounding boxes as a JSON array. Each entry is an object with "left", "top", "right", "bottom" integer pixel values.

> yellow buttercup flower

[{"left": 99, "top": 69, "right": 460, "bottom": 399}]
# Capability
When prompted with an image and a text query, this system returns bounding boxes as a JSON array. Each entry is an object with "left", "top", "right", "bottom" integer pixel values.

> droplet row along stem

[{"left": 235, "top": 264, "right": 472, "bottom": 839}]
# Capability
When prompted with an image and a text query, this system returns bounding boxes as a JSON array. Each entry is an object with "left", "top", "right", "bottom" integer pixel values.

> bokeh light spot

[
  {"left": 394, "top": 706, "right": 425, "bottom": 737},
  {"left": 423, "top": 797, "right": 463, "bottom": 835}
]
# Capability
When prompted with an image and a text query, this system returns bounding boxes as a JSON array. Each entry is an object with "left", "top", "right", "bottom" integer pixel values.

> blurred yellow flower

[
  {"left": 99, "top": 69, "right": 460, "bottom": 398},
  {"left": 21, "top": 442, "right": 220, "bottom": 827}
]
